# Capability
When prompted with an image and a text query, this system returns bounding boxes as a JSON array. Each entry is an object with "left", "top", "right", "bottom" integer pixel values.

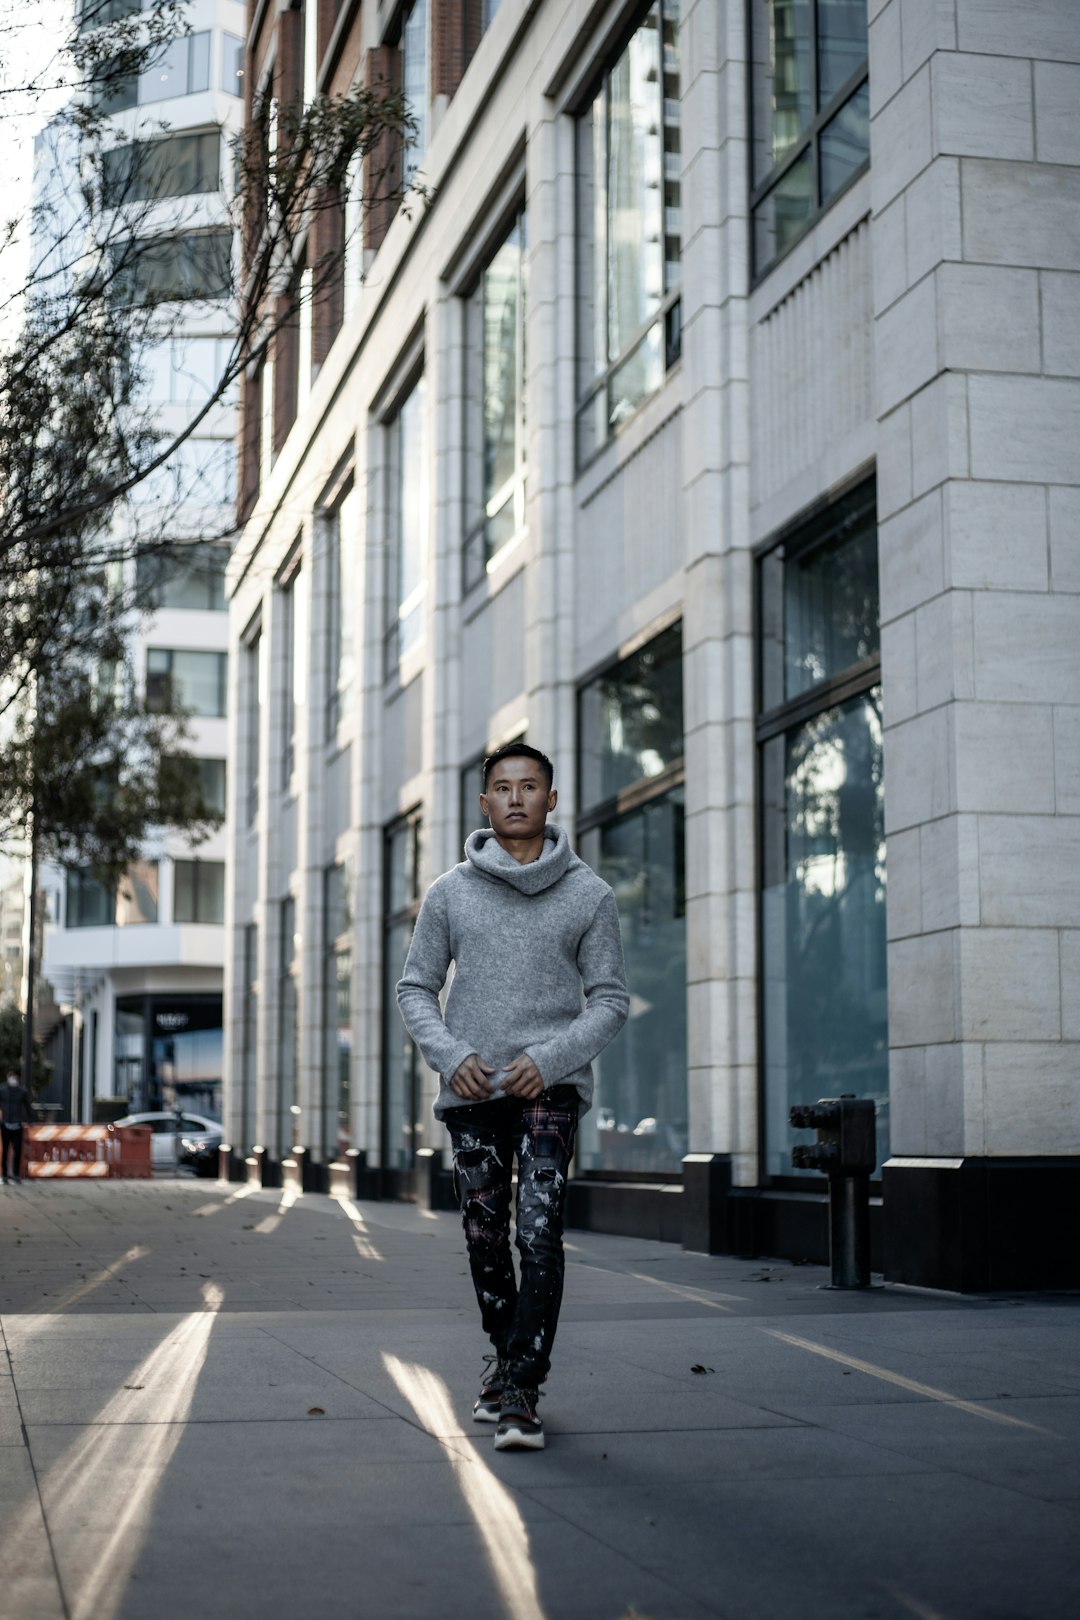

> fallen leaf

[
  {"left": 124, "top": 1384, "right": 145, "bottom": 1390},
  {"left": 307, "top": 1406, "right": 325, "bottom": 1416},
  {"left": 690, "top": 1364, "right": 715, "bottom": 1374}
]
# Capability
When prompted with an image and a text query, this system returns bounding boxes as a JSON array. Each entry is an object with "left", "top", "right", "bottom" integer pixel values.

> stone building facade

[{"left": 224, "top": 0, "right": 1080, "bottom": 1289}]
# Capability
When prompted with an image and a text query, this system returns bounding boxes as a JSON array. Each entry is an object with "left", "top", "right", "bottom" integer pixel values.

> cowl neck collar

[{"left": 464, "top": 823, "right": 575, "bottom": 895}]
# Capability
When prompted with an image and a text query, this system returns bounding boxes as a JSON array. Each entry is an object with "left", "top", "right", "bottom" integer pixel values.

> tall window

[
  {"left": 245, "top": 631, "right": 265, "bottom": 825},
  {"left": 383, "top": 812, "right": 423, "bottom": 1170},
  {"left": 750, "top": 0, "right": 869, "bottom": 276},
  {"left": 133, "top": 440, "right": 236, "bottom": 508},
  {"left": 173, "top": 860, "right": 225, "bottom": 924},
  {"left": 577, "top": 1, "right": 682, "bottom": 463},
  {"left": 577, "top": 624, "right": 686, "bottom": 1173},
  {"left": 385, "top": 374, "right": 427, "bottom": 669},
  {"left": 463, "top": 210, "right": 527, "bottom": 590},
  {"left": 145, "top": 649, "right": 228, "bottom": 716},
  {"left": 324, "top": 863, "right": 352, "bottom": 1159},
  {"left": 401, "top": 0, "right": 428, "bottom": 178},
  {"left": 222, "top": 33, "right": 244, "bottom": 95},
  {"left": 278, "top": 896, "right": 299, "bottom": 1154},
  {"left": 241, "top": 922, "right": 258, "bottom": 1152},
  {"left": 757, "top": 476, "right": 887, "bottom": 1178},
  {"left": 325, "top": 483, "right": 358, "bottom": 737},
  {"left": 280, "top": 559, "right": 307, "bottom": 786}
]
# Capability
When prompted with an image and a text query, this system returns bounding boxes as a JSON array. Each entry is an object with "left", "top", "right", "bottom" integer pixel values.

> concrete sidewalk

[{"left": 1, "top": 1179, "right": 1077, "bottom": 1620}]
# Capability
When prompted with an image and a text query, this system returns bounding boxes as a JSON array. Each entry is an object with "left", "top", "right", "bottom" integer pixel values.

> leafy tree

[{"left": 0, "top": 1002, "right": 50, "bottom": 1095}]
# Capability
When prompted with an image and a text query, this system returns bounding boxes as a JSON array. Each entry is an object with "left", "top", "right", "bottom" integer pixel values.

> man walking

[
  {"left": 1, "top": 1068, "right": 35, "bottom": 1184},
  {"left": 397, "top": 743, "right": 628, "bottom": 1450}
]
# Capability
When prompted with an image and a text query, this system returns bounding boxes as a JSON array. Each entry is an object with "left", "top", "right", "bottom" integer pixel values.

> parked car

[
  {"left": 179, "top": 1132, "right": 223, "bottom": 1178},
  {"left": 112, "top": 1111, "right": 221, "bottom": 1170}
]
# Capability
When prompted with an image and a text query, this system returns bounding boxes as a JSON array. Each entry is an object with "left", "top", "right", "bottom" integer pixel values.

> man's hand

[
  {"left": 450, "top": 1054, "right": 497, "bottom": 1100},
  {"left": 500, "top": 1053, "right": 544, "bottom": 1099}
]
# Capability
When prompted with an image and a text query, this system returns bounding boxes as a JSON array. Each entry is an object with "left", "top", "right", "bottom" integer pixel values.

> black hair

[{"left": 482, "top": 742, "right": 554, "bottom": 790}]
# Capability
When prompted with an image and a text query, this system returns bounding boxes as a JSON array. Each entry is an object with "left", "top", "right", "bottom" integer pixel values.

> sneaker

[
  {"left": 473, "top": 1354, "right": 509, "bottom": 1423},
  {"left": 493, "top": 1385, "right": 544, "bottom": 1451}
]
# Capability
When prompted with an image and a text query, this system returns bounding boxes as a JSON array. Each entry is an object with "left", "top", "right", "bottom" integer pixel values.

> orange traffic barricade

[{"left": 25, "top": 1124, "right": 152, "bottom": 1179}]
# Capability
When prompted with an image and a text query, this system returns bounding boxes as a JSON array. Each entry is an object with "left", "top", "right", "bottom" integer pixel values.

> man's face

[{"left": 480, "top": 756, "right": 557, "bottom": 841}]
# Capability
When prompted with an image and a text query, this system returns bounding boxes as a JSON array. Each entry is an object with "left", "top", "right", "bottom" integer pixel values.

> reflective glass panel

[
  {"left": 328, "top": 948, "right": 352, "bottom": 1156},
  {"left": 383, "top": 918, "right": 421, "bottom": 1168},
  {"left": 579, "top": 623, "right": 684, "bottom": 808},
  {"left": 761, "top": 689, "right": 888, "bottom": 1177},
  {"left": 606, "top": 7, "right": 664, "bottom": 361},
  {"left": 578, "top": 790, "right": 687, "bottom": 1173},
  {"left": 394, "top": 377, "right": 427, "bottom": 658},
  {"left": 760, "top": 479, "right": 879, "bottom": 708},
  {"left": 768, "top": 1, "right": 813, "bottom": 173},
  {"left": 402, "top": 0, "right": 427, "bottom": 175},
  {"left": 483, "top": 221, "right": 521, "bottom": 508},
  {"left": 116, "top": 861, "right": 158, "bottom": 925},
  {"left": 817, "top": 0, "right": 867, "bottom": 103},
  {"left": 222, "top": 32, "right": 245, "bottom": 95},
  {"left": 820, "top": 80, "right": 870, "bottom": 201},
  {"left": 753, "top": 145, "right": 813, "bottom": 271}
]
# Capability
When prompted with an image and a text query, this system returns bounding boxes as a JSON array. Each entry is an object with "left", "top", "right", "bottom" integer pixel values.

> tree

[
  {"left": 0, "top": 0, "right": 419, "bottom": 1088},
  {"left": 0, "top": 1002, "right": 50, "bottom": 1095}
]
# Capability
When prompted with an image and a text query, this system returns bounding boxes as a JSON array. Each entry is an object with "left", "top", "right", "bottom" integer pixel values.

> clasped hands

[{"left": 450, "top": 1052, "right": 543, "bottom": 1101}]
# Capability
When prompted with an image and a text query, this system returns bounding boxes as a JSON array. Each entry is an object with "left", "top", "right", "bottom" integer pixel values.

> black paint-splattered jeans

[{"left": 443, "top": 1085, "right": 580, "bottom": 1389}]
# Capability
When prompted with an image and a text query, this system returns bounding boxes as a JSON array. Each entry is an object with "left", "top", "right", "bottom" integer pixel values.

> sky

[{"left": 0, "top": 0, "right": 77, "bottom": 333}]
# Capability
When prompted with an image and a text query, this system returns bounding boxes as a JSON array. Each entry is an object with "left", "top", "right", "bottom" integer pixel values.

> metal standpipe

[
  {"left": 790, "top": 1095, "right": 877, "bottom": 1290},
  {"left": 828, "top": 1170, "right": 872, "bottom": 1289}
]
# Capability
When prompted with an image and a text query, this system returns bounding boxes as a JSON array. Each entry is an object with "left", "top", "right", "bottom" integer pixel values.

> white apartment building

[
  {"left": 38, "top": 0, "right": 247, "bottom": 1124},
  {"left": 224, "top": 0, "right": 1080, "bottom": 1290}
]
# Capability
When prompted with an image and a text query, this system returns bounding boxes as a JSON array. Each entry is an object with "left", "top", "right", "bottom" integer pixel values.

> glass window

[
  {"left": 759, "top": 478, "right": 879, "bottom": 710},
  {"left": 579, "top": 622, "right": 684, "bottom": 807},
  {"left": 241, "top": 922, "right": 257, "bottom": 1150},
  {"left": 194, "top": 757, "right": 227, "bottom": 817},
  {"left": 102, "top": 132, "right": 220, "bottom": 205},
  {"left": 246, "top": 632, "right": 265, "bottom": 824},
  {"left": 386, "top": 375, "right": 427, "bottom": 667},
  {"left": 576, "top": 1, "right": 682, "bottom": 461},
  {"left": 402, "top": 0, "right": 428, "bottom": 178},
  {"left": 757, "top": 477, "right": 887, "bottom": 1178},
  {"left": 139, "top": 31, "right": 211, "bottom": 103},
  {"left": 463, "top": 210, "right": 527, "bottom": 590},
  {"left": 116, "top": 861, "right": 159, "bottom": 925},
  {"left": 141, "top": 336, "right": 235, "bottom": 408},
  {"left": 66, "top": 868, "right": 114, "bottom": 928},
  {"left": 324, "top": 863, "right": 352, "bottom": 1159},
  {"left": 326, "top": 484, "right": 357, "bottom": 736},
  {"left": 281, "top": 561, "right": 307, "bottom": 785},
  {"left": 145, "top": 649, "right": 228, "bottom": 717},
  {"left": 222, "top": 33, "right": 245, "bottom": 95},
  {"left": 383, "top": 813, "right": 423, "bottom": 1170},
  {"left": 79, "top": 0, "right": 140, "bottom": 30},
  {"left": 579, "top": 791, "right": 687, "bottom": 1172},
  {"left": 173, "top": 860, "right": 225, "bottom": 924},
  {"left": 750, "top": 0, "right": 869, "bottom": 276},
  {"left": 117, "top": 230, "right": 232, "bottom": 304},
  {"left": 576, "top": 623, "right": 686, "bottom": 1174},
  {"left": 136, "top": 543, "right": 229, "bottom": 610},
  {"left": 278, "top": 896, "right": 298, "bottom": 1154}
]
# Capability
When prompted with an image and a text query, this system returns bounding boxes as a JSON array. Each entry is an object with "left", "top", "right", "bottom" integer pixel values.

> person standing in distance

[
  {"left": 1, "top": 1069, "right": 35, "bottom": 1184},
  {"left": 397, "top": 743, "right": 628, "bottom": 1450}
]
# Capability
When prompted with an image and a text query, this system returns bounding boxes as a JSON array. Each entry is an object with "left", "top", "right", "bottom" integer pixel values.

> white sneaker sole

[
  {"left": 493, "top": 1424, "right": 545, "bottom": 1451},
  {"left": 473, "top": 1405, "right": 500, "bottom": 1423}
]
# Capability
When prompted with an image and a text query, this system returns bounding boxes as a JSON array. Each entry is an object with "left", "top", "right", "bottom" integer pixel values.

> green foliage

[{"left": 0, "top": 1003, "right": 51, "bottom": 1095}]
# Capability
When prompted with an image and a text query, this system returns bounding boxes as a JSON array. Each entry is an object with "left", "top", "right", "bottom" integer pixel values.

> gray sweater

[{"left": 397, "top": 823, "right": 629, "bottom": 1119}]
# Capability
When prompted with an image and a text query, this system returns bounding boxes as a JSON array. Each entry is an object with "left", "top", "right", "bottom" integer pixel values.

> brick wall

[{"left": 363, "top": 45, "right": 402, "bottom": 252}]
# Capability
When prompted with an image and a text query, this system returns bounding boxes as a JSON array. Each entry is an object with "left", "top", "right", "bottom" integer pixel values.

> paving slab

[{"left": 1, "top": 1179, "right": 1078, "bottom": 1620}]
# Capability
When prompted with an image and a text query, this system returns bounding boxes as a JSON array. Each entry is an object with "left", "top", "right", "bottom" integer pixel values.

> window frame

[
  {"left": 574, "top": 0, "right": 683, "bottom": 467},
  {"left": 144, "top": 647, "right": 228, "bottom": 718},
  {"left": 172, "top": 858, "right": 226, "bottom": 925},
  {"left": 753, "top": 469, "right": 884, "bottom": 1188},
  {"left": 381, "top": 809, "right": 424, "bottom": 1170},
  {"left": 746, "top": 0, "right": 870, "bottom": 283},
  {"left": 462, "top": 204, "right": 528, "bottom": 592}
]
